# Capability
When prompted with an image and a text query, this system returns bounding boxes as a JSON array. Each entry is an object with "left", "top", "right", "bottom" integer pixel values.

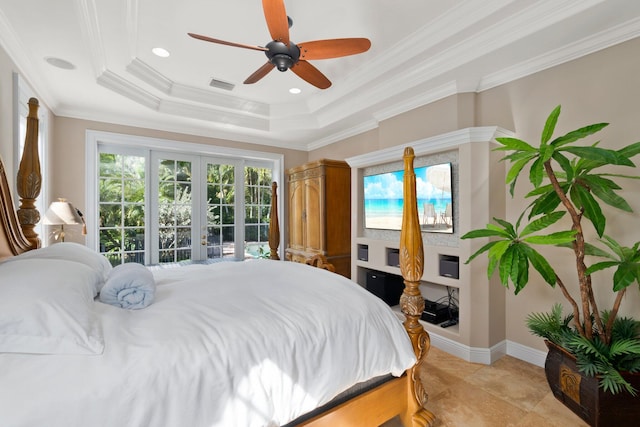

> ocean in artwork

[
  {"left": 363, "top": 164, "right": 453, "bottom": 231},
  {"left": 364, "top": 197, "right": 452, "bottom": 229}
]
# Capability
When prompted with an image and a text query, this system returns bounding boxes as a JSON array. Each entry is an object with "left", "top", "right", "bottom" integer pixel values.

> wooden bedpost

[
  {"left": 268, "top": 181, "right": 280, "bottom": 260},
  {"left": 16, "top": 97, "right": 41, "bottom": 249},
  {"left": 399, "top": 147, "right": 436, "bottom": 427}
]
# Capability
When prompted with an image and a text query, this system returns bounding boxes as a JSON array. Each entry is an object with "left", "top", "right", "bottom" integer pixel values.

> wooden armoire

[{"left": 285, "top": 159, "right": 351, "bottom": 278}]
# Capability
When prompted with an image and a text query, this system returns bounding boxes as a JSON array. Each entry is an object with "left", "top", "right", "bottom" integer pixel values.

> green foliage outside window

[{"left": 99, "top": 153, "right": 273, "bottom": 263}]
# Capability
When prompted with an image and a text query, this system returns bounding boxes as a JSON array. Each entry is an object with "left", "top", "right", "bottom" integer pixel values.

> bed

[{"left": 0, "top": 98, "right": 435, "bottom": 427}]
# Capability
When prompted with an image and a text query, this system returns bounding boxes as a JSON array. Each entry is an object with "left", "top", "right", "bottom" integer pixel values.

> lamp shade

[{"left": 42, "top": 199, "right": 83, "bottom": 225}]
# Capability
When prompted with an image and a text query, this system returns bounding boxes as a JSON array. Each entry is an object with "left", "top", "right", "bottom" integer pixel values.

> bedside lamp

[{"left": 42, "top": 198, "right": 83, "bottom": 242}]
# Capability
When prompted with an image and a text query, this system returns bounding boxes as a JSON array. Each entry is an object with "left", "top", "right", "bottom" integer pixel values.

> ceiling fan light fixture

[{"left": 273, "top": 54, "right": 294, "bottom": 72}]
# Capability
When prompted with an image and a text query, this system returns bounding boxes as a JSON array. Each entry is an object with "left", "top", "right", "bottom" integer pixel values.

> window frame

[{"left": 85, "top": 130, "right": 284, "bottom": 262}]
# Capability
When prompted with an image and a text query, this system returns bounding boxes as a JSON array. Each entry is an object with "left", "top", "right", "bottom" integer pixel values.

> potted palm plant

[{"left": 461, "top": 105, "right": 640, "bottom": 426}]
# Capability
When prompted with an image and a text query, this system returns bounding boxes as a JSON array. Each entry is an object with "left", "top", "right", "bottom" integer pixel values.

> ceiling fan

[{"left": 188, "top": 0, "right": 371, "bottom": 89}]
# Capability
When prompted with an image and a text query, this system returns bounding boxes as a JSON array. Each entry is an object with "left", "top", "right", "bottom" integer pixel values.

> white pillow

[
  {"left": 0, "top": 258, "right": 105, "bottom": 355},
  {"left": 3, "top": 242, "right": 113, "bottom": 294}
]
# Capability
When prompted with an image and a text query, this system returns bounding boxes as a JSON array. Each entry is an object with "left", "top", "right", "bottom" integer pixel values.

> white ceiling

[{"left": 1, "top": 0, "right": 640, "bottom": 151}]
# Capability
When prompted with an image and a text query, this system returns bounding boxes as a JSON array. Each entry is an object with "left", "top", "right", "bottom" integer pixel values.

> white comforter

[{"left": 0, "top": 259, "right": 416, "bottom": 427}]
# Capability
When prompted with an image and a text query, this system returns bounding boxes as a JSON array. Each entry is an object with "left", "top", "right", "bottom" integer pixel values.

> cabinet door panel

[
  {"left": 288, "top": 180, "right": 305, "bottom": 250},
  {"left": 304, "top": 177, "right": 323, "bottom": 252}
]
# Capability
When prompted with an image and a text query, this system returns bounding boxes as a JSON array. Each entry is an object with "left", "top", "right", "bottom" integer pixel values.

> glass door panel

[
  {"left": 244, "top": 166, "right": 272, "bottom": 258},
  {"left": 157, "top": 158, "right": 194, "bottom": 263},
  {"left": 202, "top": 162, "right": 236, "bottom": 259},
  {"left": 97, "top": 152, "right": 146, "bottom": 266}
]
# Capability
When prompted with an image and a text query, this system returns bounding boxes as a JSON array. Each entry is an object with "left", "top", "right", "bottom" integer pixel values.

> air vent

[{"left": 209, "top": 78, "right": 235, "bottom": 91}]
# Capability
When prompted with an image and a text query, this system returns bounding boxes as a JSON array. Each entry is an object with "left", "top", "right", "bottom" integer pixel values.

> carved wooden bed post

[
  {"left": 399, "top": 147, "right": 436, "bottom": 427},
  {"left": 268, "top": 181, "right": 280, "bottom": 260},
  {"left": 16, "top": 97, "right": 41, "bottom": 249}
]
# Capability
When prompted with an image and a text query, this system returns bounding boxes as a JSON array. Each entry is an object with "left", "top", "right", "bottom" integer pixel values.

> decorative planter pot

[{"left": 544, "top": 340, "right": 640, "bottom": 427}]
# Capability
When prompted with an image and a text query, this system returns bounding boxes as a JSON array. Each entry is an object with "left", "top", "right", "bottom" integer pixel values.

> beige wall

[
  {"left": 478, "top": 37, "right": 640, "bottom": 351},
  {"left": 309, "top": 37, "right": 640, "bottom": 352},
  {"left": 46, "top": 117, "right": 307, "bottom": 247},
  {"left": 50, "top": 117, "right": 308, "bottom": 214}
]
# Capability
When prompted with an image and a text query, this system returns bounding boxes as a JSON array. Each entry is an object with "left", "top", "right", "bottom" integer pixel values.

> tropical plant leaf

[
  {"left": 528, "top": 188, "right": 563, "bottom": 217},
  {"left": 498, "top": 246, "right": 516, "bottom": 288},
  {"left": 613, "top": 263, "right": 640, "bottom": 292},
  {"left": 485, "top": 223, "right": 515, "bottom": 238},
  {"left": 549, "top": 123, "right": 609, "bottom": 148},
  {"left": 581, "top": 174, "right": 622, "bottom": 190},
  {"left": 525, "top": 183, "right": 555, "bottom": 197},
  {"left": 464, "top": 241, "right": 499, "bottom": 265},
  {"left": 505, "top": 156, "right": 532, "bottom": 186},
  {"left": 501, "top": 150, "right": 538, "bottom": 164},
  {"left": 618, "top": 141, "right": 640, "bottom": 159},
  {"left": 488, "top": 240, "right": 512, "bottom": 278},
  {"left": 572, "top": 185, "right": 606, "bottom": 237},
  {"left": 556, "top": 241, "right": 611, "bottom": 256},
  {"left": 529, "top": 157, "right": 545, "bottom": 188},
  {"left": 492, "top": 218, "right": 517, "bottom": 236},
  {"left": 561, "top": 146, "right": 635, "bottom": 166},
  {"left": 520, "top": 211, "right": 565, "bottom": 237},
  {"left": 522, "top": 230, "right": 577, "bottom": 245},
  {"left": 461, "top": 228, "right": 509, "bottom": 239},
  {"left": 585, "top": 261, "right": 619, "bottom": 276},
  {"left": 609, "top": 339, "right": 640, "bottom": 358},
  {"left": 520, "top": 244, "right": 557, "bottom": 285},
  {"left": 541, "top": 106, "right": 561, "bottom": 144},
  {"left": 583, "top": 242, "right": 616, "bottom": 258},
  {"left": 600, "top": 235, "right": 625, "bottom": 258},
  {"left": 495, "top": 137, "right": 537, "bottom": 152},
  {"left": 581, "top": 175, "right": 631, "bottom": 212},
  {"left": 512, "top": 244, "right": 529, "bottom": 294},
  {"left": 552, "top": 151, "right": 574, "bottom": 182},
  {"left": 540, "top": 143, "right": 555, "bottom": 163}
]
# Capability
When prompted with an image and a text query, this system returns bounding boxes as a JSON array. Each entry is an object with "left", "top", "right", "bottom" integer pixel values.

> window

[
  {"left": 98, "top": 153, "right": 146, "bottom": 265},
  {"left": 203, "top": 162, "right": 235, "bottom": 259},
  {"left": 157, "top": 158, "right": 194, "bottom": 263},
  {"left": 244, "top": 166, "right": 273, "bottom": 258},
  {"left": 87, "top": 131, "right": 283, "bottom": 265}
]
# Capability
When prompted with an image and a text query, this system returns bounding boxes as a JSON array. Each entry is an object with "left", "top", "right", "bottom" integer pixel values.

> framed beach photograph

[{"left": 363, "top": 162, "right": 453, "bottom": 233}]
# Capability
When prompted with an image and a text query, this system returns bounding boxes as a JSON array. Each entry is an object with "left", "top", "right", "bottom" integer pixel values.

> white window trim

[{"left": 85, "top": 130, "right": 285, "bottom": 260}]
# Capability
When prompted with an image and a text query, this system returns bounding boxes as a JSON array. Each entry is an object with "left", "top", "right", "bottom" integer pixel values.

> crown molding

[
  {"left": 346, "top": 126, "right": 514, "bottom": 168},
  {"left": 126, "top": 58, "right": 270, "bottom": 117},
  {"left": 478, "top": 15, "right": 640, "bottom": 91}
]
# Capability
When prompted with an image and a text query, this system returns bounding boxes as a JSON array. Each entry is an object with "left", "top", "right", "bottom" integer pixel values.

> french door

[
  {"left": 92, "top": 132, "right": 282, "bottom": 266},
  {"left": 150, "top": 152, "right": 242, "bottom": 264}
]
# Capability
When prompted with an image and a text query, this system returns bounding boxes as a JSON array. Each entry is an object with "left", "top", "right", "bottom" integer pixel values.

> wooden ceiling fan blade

[
  {"left": 188, "top": 33, "right": 268, "bottom": 52},
  {"left": 298, "top": 38, "right": 371, "bottom": 60},
  {"left": 262, "top": 0, "right": 290, "bottom": 45},
  {"left": 290, "top": 60, "right": 331, "bottom": 89},
  {"left": 244, "top": 62, "right": 276, "bottom": 84}
]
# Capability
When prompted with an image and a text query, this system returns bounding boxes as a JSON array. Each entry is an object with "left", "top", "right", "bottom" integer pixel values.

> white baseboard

[
  {"left": 506, "top": 340, "right": 547, "bottom": 367},
  {"left": 428, "top": 332, "right": 547, "bottom": 367}
]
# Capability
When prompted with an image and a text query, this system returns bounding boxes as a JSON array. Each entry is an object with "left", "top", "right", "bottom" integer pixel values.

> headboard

[
  {"left": 0, "top": 155, "right": 34, "bottom": 260},
  {"left": 0, "top": 97, "right": 41, "bottom": 260}
]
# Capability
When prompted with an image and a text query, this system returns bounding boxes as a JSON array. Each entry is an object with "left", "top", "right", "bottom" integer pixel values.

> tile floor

[{"left": 382, "top": 346, "right": 589, "bottom": 427}]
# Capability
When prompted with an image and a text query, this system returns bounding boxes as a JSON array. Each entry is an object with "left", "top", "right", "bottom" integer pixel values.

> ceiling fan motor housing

[{"left": 265, "top": 40, "right": 300, "bottom": 71}]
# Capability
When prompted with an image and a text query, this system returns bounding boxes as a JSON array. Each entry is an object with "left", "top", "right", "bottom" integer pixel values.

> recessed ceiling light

[
  {"left": 152, "top": 47, "right": 170, "bottom": 58},
  {"left": 289, "top": 87, "right": 301, "bottom": 94},
  {"left": 44, "top": 57, "right": 75, "bottom": 70}
]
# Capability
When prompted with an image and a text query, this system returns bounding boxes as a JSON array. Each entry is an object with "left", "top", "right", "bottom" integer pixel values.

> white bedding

[{"left": 0, "top": 259, "right": 416, "bottom": 427}]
